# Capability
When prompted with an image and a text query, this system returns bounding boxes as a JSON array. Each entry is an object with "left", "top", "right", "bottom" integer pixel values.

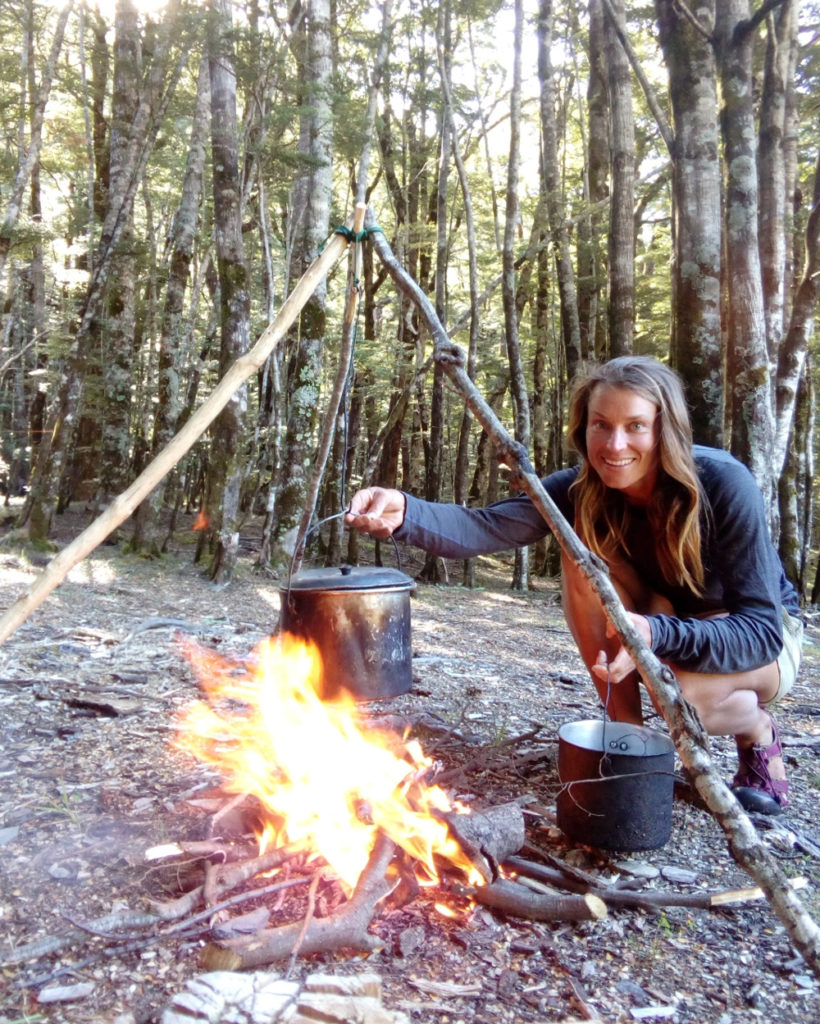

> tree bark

[
  {"left": 654, "top": 0, "right": 723, "bottom": 446},
  {"left": 97, "top": 0, "right": 141, "bottom": 508},
  {"left": 197, "top": 0, "right": 252, "bottom": 584},
  {"left": 579, "top": 0, "right": 608, "bottom": 361},
  {"left": 537, "top": 0, "right": 582, "bottom": 382},
  {"left": 270, "top": 0, "right": 335, "bottom": 565},
  {"left": 504, "top": 0, "right": 530, "bottom": 592},
  {"left": 603, "top": 0, "right": 635, "bottom": 354},
  {"left": 716, "top": 2, "right": 775, "bottom": 512},
  {"left": 131, "top": 57, "right": 211, "bottom": 554},
  {"left": 0, "top": 0, "right": 73, "bottom": 297}
]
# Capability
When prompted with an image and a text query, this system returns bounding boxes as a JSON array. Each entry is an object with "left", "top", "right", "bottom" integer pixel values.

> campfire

[
  {"left": 3, "top": 629, "right": 809, "bottom": 999},
  {"left": 174, "top": 632, "right": 483, "bottom": 891}
]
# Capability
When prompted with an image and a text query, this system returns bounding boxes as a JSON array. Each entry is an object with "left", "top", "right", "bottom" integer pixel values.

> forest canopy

[{"left": 0, "top": 0, "right": 819, "bottom": 593}]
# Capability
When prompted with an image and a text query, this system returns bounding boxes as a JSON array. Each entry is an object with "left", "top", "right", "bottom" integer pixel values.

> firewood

[
  {"left": 444, "top": 801, "right": 525, "bottom": 881},
  {"left": 507, "top": 855, "right": 808, "bottom": 914},
  {"left": 471, "top": 877, "right": 607, "bottom": 922},
  {"left": 220, "top": 832, "right": 397, "bottom": 969}
]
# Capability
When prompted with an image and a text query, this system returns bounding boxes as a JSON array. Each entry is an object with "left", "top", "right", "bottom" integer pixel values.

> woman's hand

[
  {"left": 345, "top": 487, "right": 406, "bottom": 539},
  {"left": 590, "top": 612, "right": 652, "bottom": 685}
]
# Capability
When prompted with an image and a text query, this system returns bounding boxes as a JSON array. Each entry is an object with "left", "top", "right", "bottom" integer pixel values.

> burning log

[
  {"left": 443, "top": 802, "right": 525, "bottom": 882},
  {"left": 216, "top": 833, "right": 398, "bottom": 969},
  {"left": 367, "top": 213, "right": 820, "bottom": 978}
]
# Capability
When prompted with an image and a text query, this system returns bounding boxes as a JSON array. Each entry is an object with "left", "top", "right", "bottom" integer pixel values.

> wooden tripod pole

[
  {"left": 0, "top": 223, "right": 353, "bottom": 647},
  {"left": 367, "top": 212, "right": 820, "bottom": 977}
]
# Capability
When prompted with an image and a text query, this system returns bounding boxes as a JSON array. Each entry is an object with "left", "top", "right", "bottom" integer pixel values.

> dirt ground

[{"left": 1, "top": 505, "right": 819, "bottom": 1023}]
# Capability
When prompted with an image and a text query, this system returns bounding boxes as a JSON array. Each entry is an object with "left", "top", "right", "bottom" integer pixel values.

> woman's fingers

[{"left": 345, "top": 488, "right": 405, "bottom": 538}]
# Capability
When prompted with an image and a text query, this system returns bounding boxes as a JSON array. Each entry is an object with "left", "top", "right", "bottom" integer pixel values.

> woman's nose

[{"left": 606, "top": 427, "right": 628, "bottom": 450}]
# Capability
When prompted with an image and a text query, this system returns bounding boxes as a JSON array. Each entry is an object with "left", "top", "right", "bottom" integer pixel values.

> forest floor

[{"left": 1, "top": 503, "right": 819, "bottom": 1024}]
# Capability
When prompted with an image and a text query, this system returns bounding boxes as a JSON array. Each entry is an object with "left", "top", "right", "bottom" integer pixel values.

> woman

[{"left": 346, "top": 356, "right": 803, "bottom": 816}]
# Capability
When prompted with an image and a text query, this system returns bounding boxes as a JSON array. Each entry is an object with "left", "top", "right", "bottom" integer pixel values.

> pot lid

[{"left": 283, "top": 565, "right": 415, "bottom": 592}]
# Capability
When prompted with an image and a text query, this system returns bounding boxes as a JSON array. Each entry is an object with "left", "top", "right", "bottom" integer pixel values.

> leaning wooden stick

[
  {"left": 0, "top": 221, "right": 355, "bottom": 647},
  {"left": 366, "top": 210, "right": 820, "bottom": 977}
]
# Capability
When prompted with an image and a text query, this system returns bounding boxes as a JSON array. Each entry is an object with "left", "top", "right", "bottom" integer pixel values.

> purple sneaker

[{"left": 732, "top": 710, "right": 789, "bottom": 815}]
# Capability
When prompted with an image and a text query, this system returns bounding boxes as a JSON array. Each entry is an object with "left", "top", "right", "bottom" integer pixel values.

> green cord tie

[{"left": 333, "top": 224, "right": 383, "bottom": 243}]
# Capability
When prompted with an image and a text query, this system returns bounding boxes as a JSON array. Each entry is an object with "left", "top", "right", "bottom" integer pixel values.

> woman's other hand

[
  {"left": 590, "top": 612, "right": 652, "bottom": 685},
  {"left": 345, "top": 487, "right": 406, "bottom": 539}
]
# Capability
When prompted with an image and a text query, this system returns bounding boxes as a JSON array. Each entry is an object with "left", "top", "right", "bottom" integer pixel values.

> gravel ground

[{"left": 1, "top": 508, "right": 819, "bottom": 1023}]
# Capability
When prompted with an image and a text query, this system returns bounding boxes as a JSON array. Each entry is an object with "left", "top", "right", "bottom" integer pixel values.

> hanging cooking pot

[
  {"left": 556, "top": 720, "right": 675, "bottom": 851},
  {"left": 280, "top": 565, "right": 415, "bottom": 701}
]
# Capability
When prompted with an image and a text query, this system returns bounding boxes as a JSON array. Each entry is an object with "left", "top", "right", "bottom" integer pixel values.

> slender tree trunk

[
  {"left": 270, "top": 0, "right": 334, "bottom": 565},
  {"left": 654, "top": 0, "right": 723, "bottom": 446},
  {"left": 199, "top": 0, "right": 251, "bottom": 584},
  {"left": 537, "top": 0, "right": 582, "bottom": 385},
  {"left": 0, "top": 0, "right": 72, "bottom": 297},
  {"left": 418, "top": 0, "right": 451, "bottom": 585},
  {"left": 715, "top": 2, "right": 774, "bottom": 509},
  {"left": 579, "top": 0, "right": 609, "bottom": 360},
  {"left": 131, "top": 57, "right": 210, "bottom": 554},
  {"left": 603, "top": 0, "right": 634, "bottom": 354},
  {"left": 774, "top": 160, "right": 817, "bottom": 481},
  {"left": 503, "top": 0, "right": 529, "bottom": 592},
  {"left": 758, "top": 1, "right": 794, "bottom": 372},
  {"left": 97, "top": 0, "right": 141, "bottom": 509}
]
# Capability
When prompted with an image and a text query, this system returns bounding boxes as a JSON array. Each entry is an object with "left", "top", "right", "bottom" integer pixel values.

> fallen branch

[
  {"left": 471, "top": 877, "right": 607, "bottom": 922},
  {"left": 220, "top": 832, "right": 398, "bottom": 969},
  {"left": 367, "top": 212, "right": 820, "bottom": 976},
  {"left": 0, "top": 220, "right": 355, "bottom": 647},
  {"left": 506, "top": 855, "right": 808, "bottom": 914}
]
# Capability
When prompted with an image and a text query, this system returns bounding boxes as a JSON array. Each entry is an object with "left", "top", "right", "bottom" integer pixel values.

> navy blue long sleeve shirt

[{"left": 395, "top": 446, "right": 800, "bottom": 674}]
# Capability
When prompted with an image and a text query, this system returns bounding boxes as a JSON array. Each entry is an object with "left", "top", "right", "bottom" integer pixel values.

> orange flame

[
  {"left": 175, "top": 634, "right": 479, "bottom": 890},
  {"left": 192, "top": 510, "right": 208, "bottom": 531}
]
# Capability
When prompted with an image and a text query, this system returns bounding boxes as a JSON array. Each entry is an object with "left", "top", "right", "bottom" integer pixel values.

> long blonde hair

[{"left": 568, "top": 356, "right": 705, "bottom": 594}]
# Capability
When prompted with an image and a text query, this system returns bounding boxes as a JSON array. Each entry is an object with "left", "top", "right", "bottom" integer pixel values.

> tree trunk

[
  {"left": 537, "top": 0, "right": 582, "bottom": 384},
  {"left": 505, "top": 0, "right": 529, "bottom": 592},
  {"left": 603, "top": 0, "right": 634, "bottom": 355},
  {"left": 776, "top": 147, "right": 820, "bottom": 481},
  {"left": 131, "top": 57, "right": 210, "bottom": 554},
  {"left": 654, "top": 0, "right": 723, "bottom": 446},
  {"left": 97, "top": 0, "right": 141, "bottom": 510},
  {"left": 579, "top": 0, "right": 609, "bottom": 361},
  {"left": 270, "top": 0, "right": 334, "bottom": 566},
  {"left": 715, "top": 2, "right": 775, "bottom": 511},
  {"left": 200, "top": 0, "right": 251, "bottom": 584},
  {"left": 0, "top": 0, "right": 72, "bottom": 297},
  {"left": 758, "top": 0, "right": 795, "bottom": 377}
]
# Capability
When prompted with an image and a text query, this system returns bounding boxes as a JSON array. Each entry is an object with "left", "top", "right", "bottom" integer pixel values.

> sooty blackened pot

[
  {"left": 280, "top": 565, "right": 415, "bottom": 700},
  {"left": 557, "top": 720, "right": 675, "bottom": 851}
]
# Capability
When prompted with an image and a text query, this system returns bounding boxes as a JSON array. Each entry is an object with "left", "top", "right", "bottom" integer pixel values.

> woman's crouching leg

[{"left": 560, "top": 553, "right": 643, "bottom": 724}]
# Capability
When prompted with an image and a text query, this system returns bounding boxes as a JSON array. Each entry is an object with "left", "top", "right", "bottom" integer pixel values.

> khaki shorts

[{"left": 768, "top": 608, "right": 804, "bottom": 706}]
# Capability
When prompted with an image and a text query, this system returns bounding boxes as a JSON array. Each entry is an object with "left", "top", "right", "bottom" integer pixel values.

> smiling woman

[
  {"left": 346, "top": 356, "right": 804, "bottom": 818},
  {"left": 583, "top": 387, "right": 660, "bottom": 504}
]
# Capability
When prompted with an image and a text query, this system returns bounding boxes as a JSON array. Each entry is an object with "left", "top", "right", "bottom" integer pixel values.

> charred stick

[
  {"left": 224, "top": 832, "right": 398, "bottom": 969},
  {"left": 472, "top": 877, "right": 607, "bottom": 923},
  {"left": 286, "top": 870, "right": 324, "bottom": 977}
]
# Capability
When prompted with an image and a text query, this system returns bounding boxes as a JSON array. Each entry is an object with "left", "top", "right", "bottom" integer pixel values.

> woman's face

[{"left": 585, "top": 384, "right": 660, "bottom": 505}]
